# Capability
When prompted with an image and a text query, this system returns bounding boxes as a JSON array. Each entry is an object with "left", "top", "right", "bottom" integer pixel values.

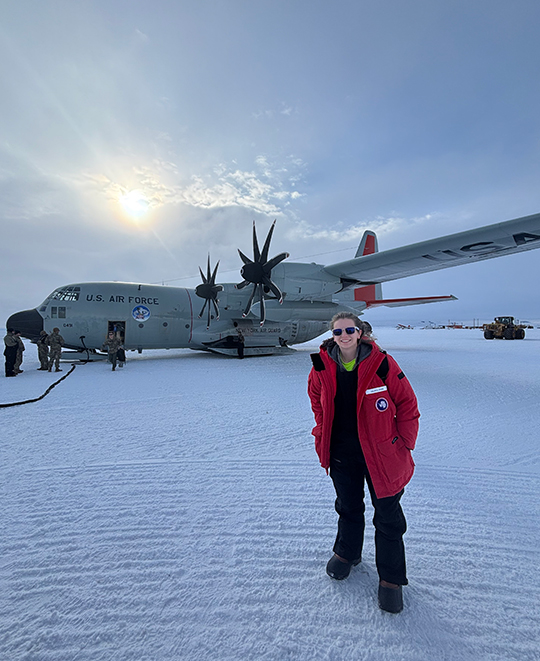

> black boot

[
  {"left": 325, "top": 554, "right": 361, "bottom": 580},
  {"left": 378, "top": 583, "right": 403, "bottom": 613}
]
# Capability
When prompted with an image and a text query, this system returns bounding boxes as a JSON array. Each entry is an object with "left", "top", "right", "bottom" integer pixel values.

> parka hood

[{"left": 320, "top": 337, "right": 373, "bottom": 371}]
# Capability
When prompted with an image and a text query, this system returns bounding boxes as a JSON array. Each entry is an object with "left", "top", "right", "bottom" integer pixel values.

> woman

[{"left": 308, "top": 312, "right": 420, "bottom": 613}]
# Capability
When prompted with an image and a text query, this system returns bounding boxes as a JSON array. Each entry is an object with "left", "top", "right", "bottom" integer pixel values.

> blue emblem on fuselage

[
  {"left": 132, "top": 305, "right": 151, "bottom": 322},
  {"left": 376, "top": 397, "right": 388, "bottom": 411}
]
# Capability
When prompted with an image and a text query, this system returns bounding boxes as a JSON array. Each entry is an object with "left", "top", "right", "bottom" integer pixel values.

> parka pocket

[
  {"left": 312, "top": 425, "right": 323, "bottom": 454},
  {"left": 376, "top": 434, "right": 415, "bottom": 484}
]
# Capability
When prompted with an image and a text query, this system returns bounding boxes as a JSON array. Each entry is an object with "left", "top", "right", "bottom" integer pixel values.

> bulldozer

[{"left": 483, "top": 316, "right": 526, "bottom": 340}]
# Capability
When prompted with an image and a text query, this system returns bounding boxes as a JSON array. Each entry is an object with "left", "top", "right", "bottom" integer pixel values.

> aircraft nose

[{"left": 6, "top": 309, "right": 44, "bottom": 340}]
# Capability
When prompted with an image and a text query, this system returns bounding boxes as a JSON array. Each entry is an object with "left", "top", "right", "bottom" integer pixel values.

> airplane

[{"left": 6, "top": 211, "right": 540, "bottom": 358}]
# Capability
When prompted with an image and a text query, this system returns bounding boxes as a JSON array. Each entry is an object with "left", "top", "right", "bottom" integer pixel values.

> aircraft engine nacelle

[
  {"left": 289, "top": 320, "right": 329, "bottom": 344},
  {"left": 270, "top": 262, "right": 342, "bottom": 301}
]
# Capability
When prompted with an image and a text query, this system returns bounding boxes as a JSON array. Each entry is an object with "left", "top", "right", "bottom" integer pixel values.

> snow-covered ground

[{"left": 1, "top": 327, "right": 539, "bottom": 661}]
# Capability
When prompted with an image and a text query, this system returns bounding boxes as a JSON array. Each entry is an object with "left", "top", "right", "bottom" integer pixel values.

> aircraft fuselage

[{"left": 8, "top": 281, "right": 334, "bottom": 355}]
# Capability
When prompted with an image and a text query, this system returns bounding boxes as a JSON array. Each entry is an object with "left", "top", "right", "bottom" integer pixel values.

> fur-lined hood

[{"left": 319, "top": 337, "right": 374, "bottom": 371}]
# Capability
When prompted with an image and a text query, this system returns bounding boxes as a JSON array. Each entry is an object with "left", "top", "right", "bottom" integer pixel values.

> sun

[{"left": 119, "top": 190, "right": 150, "bottom": 218}]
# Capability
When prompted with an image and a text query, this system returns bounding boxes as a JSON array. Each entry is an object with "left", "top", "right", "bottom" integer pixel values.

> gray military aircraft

[{"left": 7, "top": 212, "right": 540, "bottom": 357}]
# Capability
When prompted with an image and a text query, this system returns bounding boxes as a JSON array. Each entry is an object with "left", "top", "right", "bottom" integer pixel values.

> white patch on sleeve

[{"left": 365, "top": 385, "right": 387, "bottom": 395}]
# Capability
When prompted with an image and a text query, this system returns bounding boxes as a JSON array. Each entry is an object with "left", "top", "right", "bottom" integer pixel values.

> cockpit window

[{"left": 50, "top": 286, "right": 80, "bottom": 302}]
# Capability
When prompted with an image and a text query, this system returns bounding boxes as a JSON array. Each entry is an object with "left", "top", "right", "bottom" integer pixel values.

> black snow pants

[
  {"left": 4, "top": 346, "right": 17, "bottom": 377},
  {"left": 329, "top": 454, "right": 408, "bottom": 585}
]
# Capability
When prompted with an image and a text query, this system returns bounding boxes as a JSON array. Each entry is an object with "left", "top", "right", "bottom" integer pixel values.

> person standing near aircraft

[
  {"left": 47, "top": 327, "right": 64, "bottom": 372},
  {"left": 13, "top": 331, "right": 25, "bottom": 374},
  {"left": 307, "top": 312, "right": 420, "bottom": 613},
  {"left": 35, "top": 330, "right": 50, "bottom": 370},
  {"left": 116, "top": 345, "right": 126, "bottom": 368},
  {"left": 3, "top": 328, "right": 18, "bottom": 377},
  {"left": 101, "top": 331, "right": 122, "bottom": 371}
]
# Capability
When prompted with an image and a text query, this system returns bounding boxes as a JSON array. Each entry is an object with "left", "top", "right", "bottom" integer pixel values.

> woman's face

[{"left": 332, "top": 317, "right": 362, "bottom": 352}]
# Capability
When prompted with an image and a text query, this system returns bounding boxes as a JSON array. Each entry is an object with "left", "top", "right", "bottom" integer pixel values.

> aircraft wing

[
  {"left": 323, "top": 212, "right": 540, "bottom": 283},
  {"left": 359, "top": 294, "right": 458, "bottom": 308}
]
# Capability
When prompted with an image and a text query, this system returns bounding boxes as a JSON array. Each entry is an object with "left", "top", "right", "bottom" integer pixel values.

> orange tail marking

[
  {"left": 362, "top": 234, "right": 376, "bottom": 255},
  {"left": 354, "top": 285, "right": 377, "bottom": 302}
]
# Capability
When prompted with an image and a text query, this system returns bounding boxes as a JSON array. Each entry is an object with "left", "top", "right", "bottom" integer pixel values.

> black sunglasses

[{"left": 332, "top": 327, "right": 360, "bottom": 336}]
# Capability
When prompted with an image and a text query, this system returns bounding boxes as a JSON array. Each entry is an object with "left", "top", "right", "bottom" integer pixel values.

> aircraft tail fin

[
  {"left": 351, "top": 231, "right": 382, "bottom": 302},
  {"left": 355, "top": 230, "right": 378, "bottom": 258},
  {"left": 346, "top": 230, "right": 457, "bottom": 309}
]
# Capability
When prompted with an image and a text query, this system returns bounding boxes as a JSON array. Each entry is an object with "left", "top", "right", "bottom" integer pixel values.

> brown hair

[
  {"left": 330, "top": 312, "right": 373, "bottom": 340},
  {"left": 320, "top": 311, "right": 374, "bottom": 350}
]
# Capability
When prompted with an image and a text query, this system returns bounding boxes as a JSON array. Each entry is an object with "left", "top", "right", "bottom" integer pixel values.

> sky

[{"left": 2, "top": 0, "right": 540, "bottom": 323}]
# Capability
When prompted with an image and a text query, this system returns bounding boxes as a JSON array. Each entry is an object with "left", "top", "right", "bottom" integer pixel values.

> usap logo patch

[
  {"left": 132, "top": 305, "right": 151, "bottom": 322},
  {"left": 376, "top": 397, "right": 389, "bottom": 412}
]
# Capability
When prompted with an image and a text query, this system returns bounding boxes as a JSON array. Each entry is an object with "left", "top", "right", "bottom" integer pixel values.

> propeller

[
  {"left": 235, "top": 220, "right": 289, "bottom": 325},
  {"left": 195, "top": 256, "right": 223, "bottom": 329}
]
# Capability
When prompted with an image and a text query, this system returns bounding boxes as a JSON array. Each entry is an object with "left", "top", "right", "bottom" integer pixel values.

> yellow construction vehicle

[{"left": 483, "top": 316, "right": 526, "bottom": 340}]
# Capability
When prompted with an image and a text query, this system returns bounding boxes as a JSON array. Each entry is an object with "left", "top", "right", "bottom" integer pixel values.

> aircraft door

[{"left": 108, "top": 321, "right": 125, "bottom": 342}]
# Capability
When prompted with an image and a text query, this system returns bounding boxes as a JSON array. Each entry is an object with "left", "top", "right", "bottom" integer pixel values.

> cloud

[
  {"left": 252, "top": 102, "right": 298, "bottom": 120},
  {"left": 133, "top": 28, "right": 150, "bottom": 44},
  {"left": 177, "top": 159, "right": 306, "bottom": 215},
  {"left": 286, "top": 213, "right": 438, "bottom": 243},
  {"left": 69, "top": 153, "right": 306, "bottom": 220}
]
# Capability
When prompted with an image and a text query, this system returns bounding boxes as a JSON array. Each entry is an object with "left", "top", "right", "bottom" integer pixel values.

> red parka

[{"left": 308, "top": 341, "right": 420, "bottom": 499}]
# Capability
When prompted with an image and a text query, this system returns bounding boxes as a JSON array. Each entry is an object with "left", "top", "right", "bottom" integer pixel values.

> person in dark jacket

[
  {"left": 308, "top": 312, "right": 420, "bottom": 613},
  {"left": 3, "top": 328, "right": 18, "bottom": 377}
]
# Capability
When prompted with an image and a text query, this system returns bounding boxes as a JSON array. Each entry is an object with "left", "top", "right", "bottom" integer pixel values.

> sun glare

[{"left": 120, "top": 190, "right": 150, "bottom": 218}]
